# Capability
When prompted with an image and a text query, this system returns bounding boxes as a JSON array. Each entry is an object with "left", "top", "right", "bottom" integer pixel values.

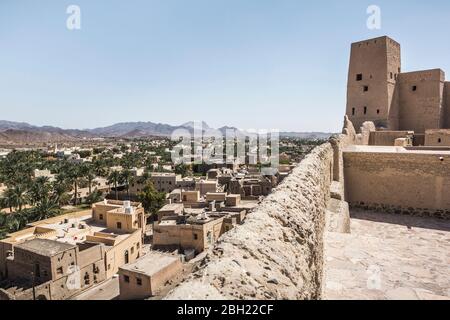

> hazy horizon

[
  {"left": 1, "top": 0, "right": 449, "bottom": 132},
  {"left": 0, "top": 118, "right": 337, "bottom": 133}
]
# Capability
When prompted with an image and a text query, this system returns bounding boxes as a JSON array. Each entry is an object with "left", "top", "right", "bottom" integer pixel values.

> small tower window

[
  {"left": 117, "top": 222, "right": 122, "bottom": 229},
  {"left": 356, "top": 74, "right": 363, "bottom": 81},
  {"left": 377, "top": 109, "right": 380, "bottom": 114},
  {"left": 390, "top": 72, "right": 393, "bottom": 79},
  {"left": 364, "top": 107, "right": 367, "bottom": 115},
  {"left": 352, "top": 108, "right": 355, "bottom": 116},
  {"left": 412, "top": 86, "right": 417, "bottom": 91},
  {"left": 438, "top": 138, "right": 442, "bottom": 143},
  {"left": 124, "top": 250, "right": 129, "bottom": 264},
  {"left": 363, "top": 86, "right": 369, "bottom": 92}
]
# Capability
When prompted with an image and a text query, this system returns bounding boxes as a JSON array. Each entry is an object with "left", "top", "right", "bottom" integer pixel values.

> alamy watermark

[
  {"left": 66, "top": 265, "right": 81, "bottom": 290},
  {"left": 66, "top": 5, "right": 81, "bottom": 30},
  {"left": 170, "top": 122, "right": 280, "bottom": 176},
  {"left": 367, "top": 5, "right": 381, "bottom": 30},
  {"left": 366, "top": 264, "right": 382, "bottom": 290},
  {"left": 64, "top": 5, "right": 380, "bottom": 33}
]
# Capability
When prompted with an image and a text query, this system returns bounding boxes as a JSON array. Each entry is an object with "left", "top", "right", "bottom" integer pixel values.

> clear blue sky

[{"left": 1, "top": 0, "right": 449, "bottom": 132}]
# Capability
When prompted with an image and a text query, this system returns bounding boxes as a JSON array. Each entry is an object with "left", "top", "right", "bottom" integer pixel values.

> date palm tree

[
  {"left": 5, "top": 184, "right": 28, "bottom": 212},
  {"left": 137, "top": 170, "right": 151, "bottom": 185},
  {"left": 107, "top": 170, "right": 121, "bottom": 200},
  {"left": 28, "top": 196, "right": 61, "bottom": 221},
  {"left": 120, "top": 169, "right": 133, "bottom": 200},
  {"left": 93, "top": 159, "right": 108, "bottom": 178},
  {"left": 28, "top": 176, "right": 51, "bottom": 206},
  {"left": 81, "top": 163, "right": 96, "bottom": 196},
  {"left": 4, "top": 210, "right": 29, "bottom": 232},
  {"left": 86, "top": 189, "right": 103, "bottom": 205},
  {"left": 138, "top": 182, "right": 165, "bottom": 221},
  {"left": 2, "top": 188, "right": 16, "bottom": 213},
  {"left": 62, "top": 163, "right": 84, "bottom": 206},
  {"left": 53, "top": 173, "right": 71, "bottom": 206}
]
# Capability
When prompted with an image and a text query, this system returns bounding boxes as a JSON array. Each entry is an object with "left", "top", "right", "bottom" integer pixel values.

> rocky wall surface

[{"left": 165, "top": 143, "right": 334, "bottom": 300}]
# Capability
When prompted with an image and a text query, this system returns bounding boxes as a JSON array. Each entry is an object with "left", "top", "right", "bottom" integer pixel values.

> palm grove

[{"left": 0, "top": 142, "right": 172, "bottom": 239}]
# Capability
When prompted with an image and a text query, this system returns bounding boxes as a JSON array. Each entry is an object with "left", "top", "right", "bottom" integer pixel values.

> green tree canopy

[{"left": 137, "top": 182, "right": 165, "bottom": 220}]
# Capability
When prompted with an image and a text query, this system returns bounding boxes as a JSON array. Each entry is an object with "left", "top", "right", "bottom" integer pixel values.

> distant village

[{"left": 0, "top": 135, "right": 322, "bottom": 300}]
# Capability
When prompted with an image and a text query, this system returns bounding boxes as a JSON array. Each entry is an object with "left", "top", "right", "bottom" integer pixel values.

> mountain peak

[
  {"left": 181, "top": 121, "right": 210, "bottom": 129},
  {"left": 0, "top": 119, "right": 333, "bottom": 144}
]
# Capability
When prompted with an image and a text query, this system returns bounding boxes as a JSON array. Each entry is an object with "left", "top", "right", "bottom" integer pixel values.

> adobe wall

[
  {"left": 150, "top": 259, "right": 183, "bottom": 296},
  {"left": 77, "top": 243, "right": 104, "bottom": 268},
  {"left": 369, "top": 131, "right": 413, "bottom": 146},
  {"left": 398, "top": 69, "right": 445, "bottom": 133},
  {"left": 425, "top": 130, "right": 450, "bottom": 146},
  {"left": 119, "top": 269, "right": 152, "bottom": 300},
  {"left": 0, "top": 281, "right": 52, "bottom": 300},
  {"left": 105, "top": 230, "right": 142, "bottom": 279},
  {"left": 344, "top": 151, "right": 450, "bottom": 218},
  {"left": 445, "top": 82, "right": 450, "bottom": 127},
  {"left": 0, "top": 242, "right": 11, "bottom": 278}
]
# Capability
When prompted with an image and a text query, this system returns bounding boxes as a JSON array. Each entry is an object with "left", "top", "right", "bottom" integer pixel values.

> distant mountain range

[{"left": 0, "top": 120, "right": 333, "bottom": 144}]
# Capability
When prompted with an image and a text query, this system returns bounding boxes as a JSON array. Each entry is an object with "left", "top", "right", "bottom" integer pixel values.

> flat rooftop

[
  {"left": 186, "top": 214, "right": 222, "bottom": 225},
  {"left": 96, "top": 199, "right": 141, "bottom": 207},
  {"left": 352, "top": 35, "right": 400, "bottom": 46},
  {"left": 151, "top": 173, "right": 176, "bottom": 177},
  {"left": 36, "top": 214, "right": 106, "bottom": 244},
  {"left": 15, "top": 238, "right": 76, "bottom": 257},
  {"left": 425, "top": 129, "right": 450, "bottom": 133},
  {"left": 15, "top": 213, "right": 131, "bottom": 246},
  {"left": 159, "top": 203, "right": 184, "bottom": 211},
  {"left": 343, "top": 145, "right": 450, "bottom": 155},
  {"left": 183, "top": 208, "right": 204, "bottom": 215},
  {"left": 197, "top": 180, "right": 218, "bottom": 185},
  {"left": 120, "top": 252, "right": 179, "bottom": 276}
]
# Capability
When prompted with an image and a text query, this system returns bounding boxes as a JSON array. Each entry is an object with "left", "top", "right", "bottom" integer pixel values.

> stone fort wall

[
  {"left": 165, "top": 143, "right": 338, "bottom": 299},
  {"left": 369, "top": 130, "right": 413, "bottom": 146},
  {"left": 344, "top": 150, "right": 450, "bottom": 218},
  {"left": 397, "top": 69, "right": 445, "bottom": 133},
  {"left": 445, "top": 82, "right": 450, "bottom": 128}
]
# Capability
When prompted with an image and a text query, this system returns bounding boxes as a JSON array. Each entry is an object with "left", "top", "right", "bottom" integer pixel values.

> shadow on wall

[{"left": 351, "top": 209, "right": 450, "bottom": 232}]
